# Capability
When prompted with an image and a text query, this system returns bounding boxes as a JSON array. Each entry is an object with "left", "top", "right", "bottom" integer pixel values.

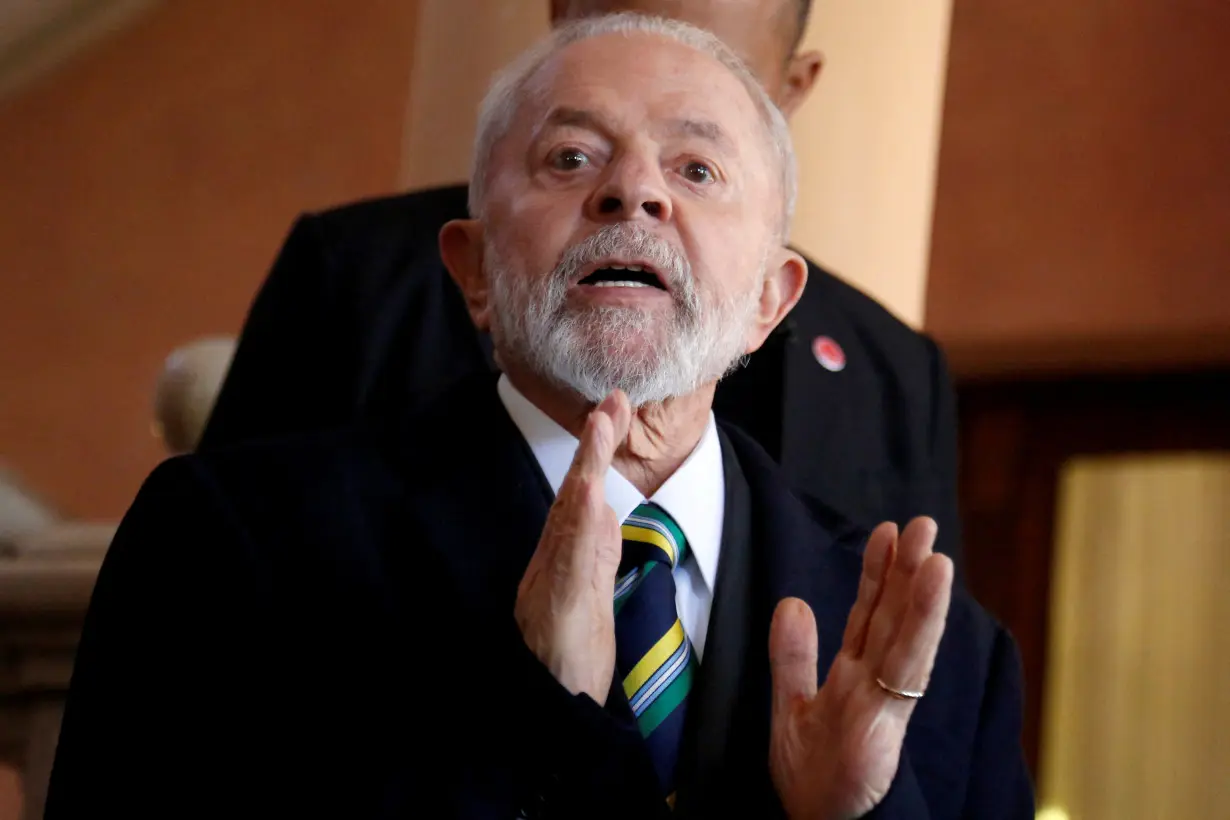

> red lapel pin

[{"left": 812, "top": 335, "right": 846, "bottom": 373}]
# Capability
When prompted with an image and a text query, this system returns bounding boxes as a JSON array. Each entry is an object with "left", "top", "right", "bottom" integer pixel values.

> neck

[{"left": 503, "top": 362, "right": 714, "bottom": 498}]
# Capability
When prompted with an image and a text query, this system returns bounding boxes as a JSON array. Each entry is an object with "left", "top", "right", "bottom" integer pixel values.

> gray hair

[{"left": 468, "top": 13, "right": 797, "bottom": 240}]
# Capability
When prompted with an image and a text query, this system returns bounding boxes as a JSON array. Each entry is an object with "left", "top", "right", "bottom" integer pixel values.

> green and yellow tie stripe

[{"left": 614, "top": 503, "right": 697, "bottom": 802}]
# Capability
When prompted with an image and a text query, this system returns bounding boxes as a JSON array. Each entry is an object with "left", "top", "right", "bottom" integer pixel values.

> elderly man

[
  {"left": 47, "top": 16, "right": 1030, "bottom": 820},
  {"left": 202, "top": 0, "right": 965, "bottom": 576}
]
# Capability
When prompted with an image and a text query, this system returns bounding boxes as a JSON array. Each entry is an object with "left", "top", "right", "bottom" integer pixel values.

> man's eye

[
  {"left": 551, "top": 149, "right": 590, "bottom": 170},
  {"left": 682, "top": 161, "right": 716, "bottom": 184}
]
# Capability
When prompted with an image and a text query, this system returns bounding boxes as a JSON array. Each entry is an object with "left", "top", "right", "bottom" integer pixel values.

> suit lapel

[
  {"left": 692, "top": 424, "right": 866, "bottom": 816},
  {"left": 782, "top": 263, "right": 835, "bottom": 465},
  {"left": 383, "top": 374, "right": 553, "bottom": 618},
  {"left": 674, "top": 430, "right": 754, "bottom": 817},
  {"left": 779, "top": 264, "right": 873, "bottom": 524},
  {"left": 740, "top": 415, "right": 864, "bottom": 696}
]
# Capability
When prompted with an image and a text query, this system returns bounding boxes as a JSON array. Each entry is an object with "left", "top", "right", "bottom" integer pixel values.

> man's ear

[
  {"left": 439, "top": 219, "right": 492, "bottom": 332},
  {"left": 778, "top": 50, "right": 823, "bottom": 118},
  {"left": 745, "top": 248, "right": 808, "bottom": 354}
]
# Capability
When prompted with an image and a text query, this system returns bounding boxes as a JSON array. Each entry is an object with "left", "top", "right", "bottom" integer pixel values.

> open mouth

[{"left": 576, "top": 263, "right": 668, "bottom": 291}]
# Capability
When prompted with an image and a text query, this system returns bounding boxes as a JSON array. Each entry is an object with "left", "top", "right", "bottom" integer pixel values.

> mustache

[{"left": 550, "top": 224, "right": 693, "bottom": 296}]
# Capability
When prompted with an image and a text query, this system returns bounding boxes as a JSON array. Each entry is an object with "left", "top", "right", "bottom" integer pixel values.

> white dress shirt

[{"left": 497, "top": 375, "right": 726, "bottom": 660}]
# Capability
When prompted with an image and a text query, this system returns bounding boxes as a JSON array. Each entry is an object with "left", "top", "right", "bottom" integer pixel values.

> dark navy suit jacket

[{"left": 47, "top": 376, "right": 1030, "bottom": 819}]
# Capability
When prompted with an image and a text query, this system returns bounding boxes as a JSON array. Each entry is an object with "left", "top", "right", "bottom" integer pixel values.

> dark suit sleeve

[
  {"left": 198, "top": 215, "right": 358, "bottom": 451},
  {"left": 959, "top": 630, "right": 1036, "bottom": 819},
  {"left": 47, "top": 456, "right": 668, "bottom": 819},
  {"left": 44, "top": 459, "right": 273, "bottom": 817},
  {"left": 923, "top": 338, "right": 964, "bottom": 577},
  {"left": 465, "top": 618, "right": 672, "bottom": 818},
  {"left": 860, "top": 755, "right": 931, "bottom": 819}
]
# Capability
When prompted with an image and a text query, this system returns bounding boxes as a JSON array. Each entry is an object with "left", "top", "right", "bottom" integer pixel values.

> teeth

[
  {"left": 606, "top": 264, "right": 644, "bottom": 272},
  {"left": 592, "top": 281, "right": 650, "bottom": 288}
]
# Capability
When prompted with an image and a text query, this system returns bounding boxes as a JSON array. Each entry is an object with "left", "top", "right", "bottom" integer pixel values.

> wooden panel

[
  {"left": 1039, "top": 455, "right": 1230, "bottom": 818},
  {"left": 926, "top": 0, "right": 1230, "bottom": 376},
  {"left": 957, "top": 369, "right": 1230, "bottom": 772}
]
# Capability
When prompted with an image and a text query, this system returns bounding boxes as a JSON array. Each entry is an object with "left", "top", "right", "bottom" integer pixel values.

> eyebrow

[
  {"left": 665, "top": 117, "right": 733, "bottom": 151},
  {"left": 540, "top": 107, "right": 735, "bottom": 152}
]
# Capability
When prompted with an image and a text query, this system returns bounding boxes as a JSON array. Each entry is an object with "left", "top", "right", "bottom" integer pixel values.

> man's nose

[{"left": 586, "top": 155, "right": 673, "bottom": 224}]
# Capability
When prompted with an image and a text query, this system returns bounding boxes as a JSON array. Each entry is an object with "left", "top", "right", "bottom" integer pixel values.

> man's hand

[
  {"left": 515, "top": 390, "right": 632, "bottom": 704},
  {"left": 768, "top": 518, "right": 954, "bottom": 820}
]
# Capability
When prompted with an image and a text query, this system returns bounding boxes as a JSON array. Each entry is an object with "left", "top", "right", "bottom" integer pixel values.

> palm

[
  {"left": 772, "top": 653, "right": 908, "bottom": 819},
  {"left": 768, "top": 519, "right": 954, "bottom": 820}
]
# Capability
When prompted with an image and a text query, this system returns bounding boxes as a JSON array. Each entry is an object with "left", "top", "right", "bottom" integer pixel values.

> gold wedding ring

[{"left": 876, "top": 676, "right": 925, "bottom": 701}]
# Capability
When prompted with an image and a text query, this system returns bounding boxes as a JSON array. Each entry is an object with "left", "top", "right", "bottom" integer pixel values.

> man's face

[{"left": 476, "top": 33, "right": 787, "bottom": 406}]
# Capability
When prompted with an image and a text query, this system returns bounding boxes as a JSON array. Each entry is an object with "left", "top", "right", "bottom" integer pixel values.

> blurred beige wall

[
  {"left": 400, "top": 0, "right": 549, "bottom": 192},
  {"left": 791, "top": 0, "right": 952, "bottom": 327},
  {"left": 400, "top": 0, "right": 953, "bottom": 327}
]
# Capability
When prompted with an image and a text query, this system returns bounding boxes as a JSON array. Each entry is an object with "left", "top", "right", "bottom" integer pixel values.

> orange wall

[
  {"left": 926, "top": 0, "right": 1230, "bottom": 377},
  {"left": 0, "top": 0, "right": 420, "bottom": 519}
]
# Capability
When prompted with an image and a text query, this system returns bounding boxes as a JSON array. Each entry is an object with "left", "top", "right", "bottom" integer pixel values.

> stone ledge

[
  {"left": 5, "top": 522, "right": 115, "bottom": 559},
  {"left": 0, "top": 559, "right": 102, "bottom": 617}
]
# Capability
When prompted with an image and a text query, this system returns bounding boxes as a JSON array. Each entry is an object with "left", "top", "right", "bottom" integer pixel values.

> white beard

[{"left": 486, "top": 223, "right": 762, "bottom": 407}]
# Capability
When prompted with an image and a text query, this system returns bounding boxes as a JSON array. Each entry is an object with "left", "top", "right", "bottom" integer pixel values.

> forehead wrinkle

[
  {"left": 545, "top": 106, "right": 605, "bottom": 130},
  {"left": 533, "top": 106, "right": 618, "bottom": 145},
  {"left": 530, "top": 33, "right": 750, "bottom": 131},
  {"left": 533, "top": 106, "right": 739, "bottom": 158},
  {"left": 664, "top": 117, "right": 736, "bottom": 154}
]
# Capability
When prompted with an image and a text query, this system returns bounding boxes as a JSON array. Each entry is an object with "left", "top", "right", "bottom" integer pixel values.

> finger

[
  {"left": 769, "top": 597, "right": 819, "bottom": 721},
  {"left": 896, "top": 516, "right": 937, "bottom": 568},
  {"left": 567, "top": 393, "right": 622, "bottom": 483},
  {"left": 606, "top": 389, "right": 632, "bottom": 448},
  {"left": 551, "top": 392, "right": 630, "bottom": 573},
  {"left": 877, "top": 553, "right": 953, "bottom": 706},
  {"left": 862, "top": 517, "right": 938, "bottom": 667},
  {"left": 840, "top": 522, "right": 897, "bottom": 658}
]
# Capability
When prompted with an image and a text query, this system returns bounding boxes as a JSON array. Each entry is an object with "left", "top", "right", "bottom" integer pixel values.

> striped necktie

[{"left": 614, "top": 502, "right": 698, "bottom": 805}]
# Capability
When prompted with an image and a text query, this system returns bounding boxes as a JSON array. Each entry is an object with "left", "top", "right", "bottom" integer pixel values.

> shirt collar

[{"left": 497, "top": 374, "right": 724, "bottom": 593}]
